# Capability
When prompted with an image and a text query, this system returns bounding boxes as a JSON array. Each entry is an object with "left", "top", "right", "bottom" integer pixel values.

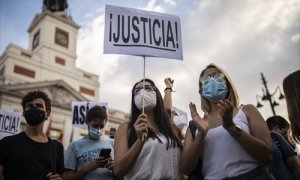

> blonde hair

[{"left": 199, "top": 63, "right": 239, "bottom": 113}]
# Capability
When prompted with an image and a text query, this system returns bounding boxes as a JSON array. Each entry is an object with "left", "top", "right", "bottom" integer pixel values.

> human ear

[
  {"left": 45, "top": 111, "right": 51, "bottom": 120},
  {"left": 199, "top": 87, "right": 203, "bottom": 95}
]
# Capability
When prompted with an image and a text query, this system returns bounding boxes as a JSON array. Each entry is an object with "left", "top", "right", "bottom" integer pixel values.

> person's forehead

[
  {"left": 26, "top": 98, "right": 45, "bottom": 105},
  {"left": 203, "top": 67, "right": 220, "bottom": 76},
  {"left": 89, "top": 118, "right": 107, "bottom": 125},
  {"left": 135, "top": 81, "right": 152, "bottom": 88}
]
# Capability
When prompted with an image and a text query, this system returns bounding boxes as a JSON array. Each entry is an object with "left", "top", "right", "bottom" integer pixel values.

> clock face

[
  {"left": 55, "top": 28, "right": 69, "bottom": 47},
  {"left": 32, "top": 30, "right": 40, "bottom": 49}
]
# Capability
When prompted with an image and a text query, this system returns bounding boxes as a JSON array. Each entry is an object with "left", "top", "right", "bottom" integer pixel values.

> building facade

[{"left": 0, "top": 0, "right": 128, "bottom": 149}]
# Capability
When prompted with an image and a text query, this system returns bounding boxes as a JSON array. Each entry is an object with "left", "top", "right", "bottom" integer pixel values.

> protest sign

[
  {"left": 71, "top": 102, "right": 108, "bottom": 128},
  {"left": 104, "top": 5, "right": 183, "bottom": 60},
  {"left": 0, "top": 109, "right": 21, "bottom": 138}
]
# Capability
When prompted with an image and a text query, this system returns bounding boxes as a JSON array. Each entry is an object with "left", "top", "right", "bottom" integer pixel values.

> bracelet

[{"left": 164, "top": 87, "right": 174, "bottom": 93}]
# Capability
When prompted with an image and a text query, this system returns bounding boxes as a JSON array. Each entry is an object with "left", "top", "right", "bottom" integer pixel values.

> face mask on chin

[
  {"left": 134, "top": 90, "right": 157, "bottom": 111},
  {"left": 24, "top": 107, "right": 46, "bottom": 126},
  {"left": 202, "top": 78, "right": 228, "bottom": 103}
]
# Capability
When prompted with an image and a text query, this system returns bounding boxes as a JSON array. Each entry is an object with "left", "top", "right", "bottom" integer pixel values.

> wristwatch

[{"left": 228, "top": 124, "right": 242, "bottom": 138}]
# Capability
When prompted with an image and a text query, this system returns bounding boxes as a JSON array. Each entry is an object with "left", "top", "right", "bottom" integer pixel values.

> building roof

[
  {"left": 28, "top": 10, "right": 79, "bottom": 33},
  {"left": 0, "top": 80, "right": 88, "bottom": 110}
]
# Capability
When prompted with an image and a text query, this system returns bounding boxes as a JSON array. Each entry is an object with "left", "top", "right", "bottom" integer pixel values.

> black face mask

[{"left": 24, "top": 107, "right": 46, "bottom": 126}]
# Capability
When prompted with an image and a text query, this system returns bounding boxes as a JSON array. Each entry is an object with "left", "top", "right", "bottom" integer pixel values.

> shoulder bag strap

[{"left": 189, "top": 120, "right": 197, "bottom": 139}]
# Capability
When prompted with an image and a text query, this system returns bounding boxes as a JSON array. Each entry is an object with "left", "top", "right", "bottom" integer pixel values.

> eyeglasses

[
  {"left": 132, "top": 85, "right": 155, "bottom": 95},
  {"left": 200, "top": 72, "right": 225, "bottom": 84}
]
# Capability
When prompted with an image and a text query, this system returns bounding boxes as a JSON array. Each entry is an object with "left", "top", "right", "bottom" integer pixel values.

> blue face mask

[
  {"left": 89, "top": 127, "right": 103, "bottom": 140},
  {"left": 202, "top": 78, "right": 228, "bottom": 103}
]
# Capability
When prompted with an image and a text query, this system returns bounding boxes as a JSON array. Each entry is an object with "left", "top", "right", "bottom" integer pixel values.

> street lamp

[{"left": 256, "top": 72, "right": 285, "bottom": 116}]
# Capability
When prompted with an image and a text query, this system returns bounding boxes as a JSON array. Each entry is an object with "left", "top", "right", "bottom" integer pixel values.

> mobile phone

[
  {"left": 110, "top": 128, "right": 116, "bottom": 139},
  {"left": 99, "top": 148, "right": 111, "bottom": 158}
]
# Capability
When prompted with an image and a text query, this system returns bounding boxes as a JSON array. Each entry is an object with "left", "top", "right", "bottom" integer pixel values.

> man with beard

[{"left": 0, "top": 90, "right": 64, "bottom": 180}]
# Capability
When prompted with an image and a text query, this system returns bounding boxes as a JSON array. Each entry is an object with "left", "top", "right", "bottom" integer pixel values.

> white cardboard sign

[
  {"left": 0, "top": 109, "right": 21, "bottom": 138},
  {"left": 104, "top": 5, "right": 183, "bottom": 60},
  {"left": 71, "top": 102, "right": 108, "bottom": 128}
]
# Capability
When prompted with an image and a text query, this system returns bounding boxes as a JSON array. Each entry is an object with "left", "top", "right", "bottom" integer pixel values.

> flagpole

[
  {"left": 142, "top": 56, "right": 147, "bottom": 141},
  {"left": 69, "top": 127, "right": 74, "bottom": 143},
  {"left": 142, "top": 55, "right": 145, "bottom": 114}
]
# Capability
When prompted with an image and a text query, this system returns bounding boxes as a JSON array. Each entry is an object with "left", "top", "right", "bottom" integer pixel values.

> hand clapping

[
  {"left": 217, "top": 99, "right": 234, "bottom": 130},
  {"left": 189, "top": 102, "right": 209, "bottom": 137}
]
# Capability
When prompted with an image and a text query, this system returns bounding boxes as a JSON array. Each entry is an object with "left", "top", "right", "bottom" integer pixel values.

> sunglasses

[
  {"left": 200, "top": 72, "right": 225, "bottom": 85},
  {"left": 132, "top": 85, "right": 155, "bottom": 95}
]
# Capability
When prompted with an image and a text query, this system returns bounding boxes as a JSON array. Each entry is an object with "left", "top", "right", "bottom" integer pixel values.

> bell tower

[
  {"left": 28, "top": 0, "right": 79, "bottom": 69},
  {"left": 22, "top": 0, "right": 99, "bottom": 100},
  {"left": 42, "top": 0, "right": 68, "bottom": 12}
]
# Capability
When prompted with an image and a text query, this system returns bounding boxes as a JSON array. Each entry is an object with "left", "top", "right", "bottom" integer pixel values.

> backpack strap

[
  {"left": 188, "top": 120, "right": 203, "bottom": 180},
  {"left": 270, "top": 132, "right": 281, "bottom": 149},
  {"left": 189, "top": 120, "right": 197, "bottom": 140}
]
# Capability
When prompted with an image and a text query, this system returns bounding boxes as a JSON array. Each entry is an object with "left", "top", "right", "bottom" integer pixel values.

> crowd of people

[{"left": 0, "top": 65, "right": 299, "bottom": 180}]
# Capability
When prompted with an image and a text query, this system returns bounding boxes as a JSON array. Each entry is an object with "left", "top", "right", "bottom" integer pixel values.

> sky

[{"left": 0, "top": 0, "right": 299, "bottom": 121}]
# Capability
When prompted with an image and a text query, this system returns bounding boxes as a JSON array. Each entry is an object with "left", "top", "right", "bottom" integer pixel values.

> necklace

[
  {"left": 208, "top": 114, "right": 222, "bottom": 128},
  {"left": 217, "top": 114, "right": 222, "bottom": 123}
]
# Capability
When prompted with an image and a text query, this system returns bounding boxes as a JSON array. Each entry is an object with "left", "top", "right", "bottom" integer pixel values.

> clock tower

[
  {"left": 0, "top": 0, "right": 127, "bottom": 148},
  {"left": 0, "top": 0, "right": 99, "bottom": 101},
  {"left": 28, "top": 0, "right": 78, "bottom": 65}
]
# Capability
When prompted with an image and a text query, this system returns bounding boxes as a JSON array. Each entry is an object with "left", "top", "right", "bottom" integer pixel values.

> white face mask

[
  {"left": 134, "top": 89, "right": 157, "bottom": 111},
  {"left": 173, "top": 115, "right": 187, "bottom": 131},
  {"left": 172, "top": 107, "right": 188, "bottom": 131}
]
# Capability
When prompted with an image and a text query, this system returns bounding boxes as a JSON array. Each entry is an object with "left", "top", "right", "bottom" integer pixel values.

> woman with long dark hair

[{"left": 114, "top": 78, "right": 183, "bottom": 179}]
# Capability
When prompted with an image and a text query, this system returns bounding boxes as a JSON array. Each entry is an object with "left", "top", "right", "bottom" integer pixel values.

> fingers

[
  {"left": 46, "top": 172, "right": 53, "bottom": 179},
  {"left": 105, "top": 159, "right": 114, "bottom": 170},
  {"left": 135, "top": 114, "right": 147, "bottom": 126},
  {"left": 134, "top": 114, "right": 148, "bottom": 140},
  {"left": 93, "top": 157, "right": 109, "bottom": 168},
  {"left": 189, "top": 102, "right": 199, "bottom": 118},
  {"left": 135, "top": 114, "right": 148, "bottom": 131},
  {"left": 100, "top": 157, "right": 112, "bottom": 167},
  {"left": 217, "top": 100, "right": 232, "bottom": 115},
  {"left": 203, "top": 113, "right": 208, "bottom": 120},
  {"left": 46, "top": 173, "right": 63, "bottom": 180},
  {"left": 164, "top": 77, "right": 174, "bottom": 87},
  {"left": 217, "top": 100, "right": 235, "bottom": 129},
  {"left": 84, "top": 157, "right": 111, "bottom": 172},
  {"left": 219, "top": 99, "right": 232, "bottom": 108}
]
